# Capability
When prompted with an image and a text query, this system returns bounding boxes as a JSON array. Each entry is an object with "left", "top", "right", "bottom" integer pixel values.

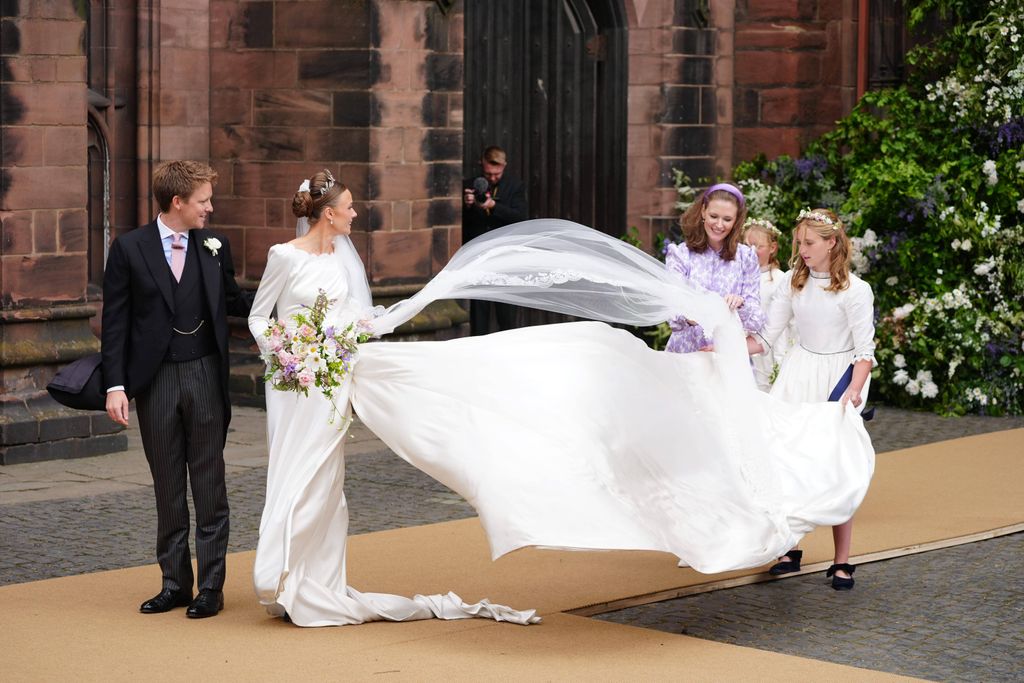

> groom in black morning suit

[{"left": 102, "top": 160, "right": 251, "bottom": 618}]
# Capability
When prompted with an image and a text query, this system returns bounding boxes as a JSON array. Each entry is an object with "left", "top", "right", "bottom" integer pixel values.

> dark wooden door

[{"left": 464, "top": 0, "right": 627, "bottom": 235}]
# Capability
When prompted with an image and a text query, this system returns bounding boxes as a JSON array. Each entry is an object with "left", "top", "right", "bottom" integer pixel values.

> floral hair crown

[
  {"left": 797, "top": 208, "right": 840, "bottom": 231},
  {"left": 743, "top": 218, "right": 781, "bottom": 237}
]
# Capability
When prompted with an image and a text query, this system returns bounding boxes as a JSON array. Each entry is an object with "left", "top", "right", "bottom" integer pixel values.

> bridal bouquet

[{"left": 261, "top": 289, "right": 372, "bottom": 422}]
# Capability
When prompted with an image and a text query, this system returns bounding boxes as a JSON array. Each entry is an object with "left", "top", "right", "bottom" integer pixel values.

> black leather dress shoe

[
  {"left": 140, "top": 588, "right": 192, "bottom": 613},
  {"left": 186, "top": 589, "right": 224, "bottom": 619}
]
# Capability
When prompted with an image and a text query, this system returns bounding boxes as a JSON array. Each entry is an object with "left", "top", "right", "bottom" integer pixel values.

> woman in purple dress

[{"left": 665, "top": 183, "right": 764, "bottom": 353}]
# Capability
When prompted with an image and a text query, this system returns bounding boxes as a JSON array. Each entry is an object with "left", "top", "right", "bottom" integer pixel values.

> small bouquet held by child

[{"left": 261, "top": 289, "right": 372, "bottom": 425}]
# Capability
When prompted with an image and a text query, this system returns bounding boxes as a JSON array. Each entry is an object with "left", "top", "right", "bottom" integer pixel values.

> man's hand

[
  {"left": 481, "top": 194, "right": 496, "bottom": 211},
  {"left": 106, "top": 390, "right": 130, "bottom": 427},
  {"left": 463, "top": 188, "right": 476, "bottom": 206}
]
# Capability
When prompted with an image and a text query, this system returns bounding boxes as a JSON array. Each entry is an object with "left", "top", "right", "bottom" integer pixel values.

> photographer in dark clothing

[{"left": 462, "top": 146, "right": 529, "bottom": 335}]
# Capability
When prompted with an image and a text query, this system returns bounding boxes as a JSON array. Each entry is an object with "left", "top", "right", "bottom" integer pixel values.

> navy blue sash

[{"left": 828, "top": 364, "right": 875, "bottom": 421}]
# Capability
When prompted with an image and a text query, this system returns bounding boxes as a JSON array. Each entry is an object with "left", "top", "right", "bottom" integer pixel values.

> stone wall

[
  {"left": 1, "top": 1, "right": 89, "bottom": 306},
  {"left": 733, "top": 0, "right": 859, "bottom": 161},
  {"left": 623, "top": 0, "right": 858, "bottom": 248},
  {"left": 1, "top": 0, "right": 125, "bottom": 463},
  {"left": 624, "top": 0, "right": 731, "bottom": 247},
  {"left": 0, "top": 0, "right": 865, "bottom": 461},
  {"left": 205, "top": 0, "right": 463, "bottom": 285}
]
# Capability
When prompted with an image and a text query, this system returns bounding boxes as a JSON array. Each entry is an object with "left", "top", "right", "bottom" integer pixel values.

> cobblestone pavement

[
  {"left": 595, "top": 533, "right": 1024, "bottom": 682},
  {"left": 0, "top": 405, "right": 1021, "bottom": 680},
  {"left": 0, "top": 447, "right": 475, "bottom": 586}
]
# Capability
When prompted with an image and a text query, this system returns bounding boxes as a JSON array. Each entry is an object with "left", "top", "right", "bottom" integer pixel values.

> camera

[{"left": 470, "top": 177, "right": 490, "bottom": 204}]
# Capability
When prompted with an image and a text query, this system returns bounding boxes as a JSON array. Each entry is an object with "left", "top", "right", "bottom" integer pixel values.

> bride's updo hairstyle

[
  {"left": 789, "top": 207, "right": 851, "bottom": 293},
  {"left": 291, "top": 169, "right": 348, "bottom": 223}
]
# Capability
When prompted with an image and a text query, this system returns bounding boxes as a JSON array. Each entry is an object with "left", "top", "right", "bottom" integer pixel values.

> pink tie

[{"left": 170, "top": 233, "right": 185, "bottom": 282}]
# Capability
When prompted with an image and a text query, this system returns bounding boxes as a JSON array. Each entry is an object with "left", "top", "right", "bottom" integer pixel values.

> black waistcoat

[{"left": 166, "top": 243, "right": 217, "bottom": 362}]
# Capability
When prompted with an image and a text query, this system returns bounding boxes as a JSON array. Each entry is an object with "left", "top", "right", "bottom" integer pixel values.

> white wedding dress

[{"left": 248, "top": 222, "right": 875, "bottom": 628}]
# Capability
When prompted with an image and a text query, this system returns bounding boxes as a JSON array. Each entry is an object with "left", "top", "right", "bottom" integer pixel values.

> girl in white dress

[
  {"left": 742, "top": 218, "right": 790, "bottom": 391},
  {"left": 249, "top": 173, "right": 875, "bottom": 626},
  {"left": 753, "top": 208, "right": 876, "bottom": 590}
]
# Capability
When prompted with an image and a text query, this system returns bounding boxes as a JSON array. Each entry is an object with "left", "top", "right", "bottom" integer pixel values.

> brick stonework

[
  {"left": 625, "top": 0, "right": 725, "bottom": 248},
  {"left": 622, "top": 0, "right": 858, "bottom": 249},
  {"left": 5, "top": 0, "right": 864, "bottom": 297},
  {"left": 3, "top": 0, "right": 867, "bottom": 460},
  {"left": 732, "top": 0, "right": 858, "bottom": 161},
  {"left": 205, "top": 0, "right": 462, "bottom": 284},
  {"left": 1, "top": 8, "right": 89, "bottom": 305}
]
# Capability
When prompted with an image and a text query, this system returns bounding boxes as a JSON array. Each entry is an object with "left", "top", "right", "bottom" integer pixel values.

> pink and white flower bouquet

[{"left": 261, "top": 289, "right": 372, "bottom": 422}]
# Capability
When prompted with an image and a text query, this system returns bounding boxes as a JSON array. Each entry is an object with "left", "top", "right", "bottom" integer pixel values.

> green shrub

[{"left": 730, "top": 0, "right": 1024, "bottom": 415}]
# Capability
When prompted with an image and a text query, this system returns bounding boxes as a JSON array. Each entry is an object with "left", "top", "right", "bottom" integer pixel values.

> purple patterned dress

[{"left": 665, "top": 242, "right": 765, "bottom": 353}]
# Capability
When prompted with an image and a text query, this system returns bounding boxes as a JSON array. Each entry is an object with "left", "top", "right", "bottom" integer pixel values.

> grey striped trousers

[{"left": 135, "top": 355, "right": 229, "bottom": 593}]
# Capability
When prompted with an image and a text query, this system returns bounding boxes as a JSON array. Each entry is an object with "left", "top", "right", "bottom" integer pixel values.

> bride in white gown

[{"left": 248, "top": 171, "right": 874, "bottom": 627}]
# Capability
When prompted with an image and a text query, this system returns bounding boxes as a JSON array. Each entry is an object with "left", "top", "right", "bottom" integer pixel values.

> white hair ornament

[{"left": 797, "top": 209, "right": 840, "bottom": 231}]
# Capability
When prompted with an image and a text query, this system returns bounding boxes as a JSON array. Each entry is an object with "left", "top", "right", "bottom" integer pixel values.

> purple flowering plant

[{"left": 261, "top": 289, "right": 372, "bottom": 422}]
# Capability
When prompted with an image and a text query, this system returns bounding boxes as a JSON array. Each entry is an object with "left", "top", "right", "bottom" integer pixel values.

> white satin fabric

[
  {"left": 248, "top": 223, "right": 875, "bottom": 628},
  {"left": 353, "top": 322, "right": 874, "bottom": 571},
  {"left": 249, "top": 243, "right": 540, "bottom": 627}
]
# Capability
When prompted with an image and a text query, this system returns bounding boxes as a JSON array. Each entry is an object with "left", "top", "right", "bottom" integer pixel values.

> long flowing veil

[
  {"left": 346, "top": 219, "right": 870, "bottom": 571},
  {"left": 363, "top": 219, "right": 752, "bottom": 391},
  {"left": 367, "top": 219, "right": 729, "bottom": 335}
]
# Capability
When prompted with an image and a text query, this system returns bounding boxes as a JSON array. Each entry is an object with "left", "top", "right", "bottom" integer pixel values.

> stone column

[
  {"left": 1, "top": 3, "right": 125, "bottom": 464},
  {"left": 136, "top": 0, "right": 211, "bottom": 225},
  {"left": 624, "top": 0, "right": 720, "bottom": 248}
]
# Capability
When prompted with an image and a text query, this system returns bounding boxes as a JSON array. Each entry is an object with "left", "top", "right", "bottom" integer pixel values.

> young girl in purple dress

[{"left": 664, "top": 183, "right": 764, "bottom": 353}]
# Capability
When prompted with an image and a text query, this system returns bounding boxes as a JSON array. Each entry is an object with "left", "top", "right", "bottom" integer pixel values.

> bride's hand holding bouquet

[{"left": 261, "top": 288, "right": 372, "bottom": 423}]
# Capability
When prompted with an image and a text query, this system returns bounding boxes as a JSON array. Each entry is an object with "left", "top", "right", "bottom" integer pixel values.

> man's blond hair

[
  {"left": 152, "top": 160, "right": 218, "bottom": 212},
  {"left": 482, "top": 146, "right": 507, "bottom": 166}
]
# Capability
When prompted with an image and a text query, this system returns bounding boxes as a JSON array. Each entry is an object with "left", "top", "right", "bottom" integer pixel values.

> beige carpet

[{"left": 4, "top": 429, "right": 1021, "bottom": 681}]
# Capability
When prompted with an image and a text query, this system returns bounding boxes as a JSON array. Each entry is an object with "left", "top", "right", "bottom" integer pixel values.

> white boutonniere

[{"left": 203, "top": 237, "right": 222, "bottom": 256}]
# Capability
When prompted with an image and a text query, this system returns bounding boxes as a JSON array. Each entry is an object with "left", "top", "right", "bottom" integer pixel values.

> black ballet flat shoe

[
  {"left": 768, "top": 549, "right": 803, "bottom": 576},
  {"left": 826, "top": 563, "right": 856, "bottom": 590},
  {"left": 140, "top": 588, "right": 192, "bottom": 613}
]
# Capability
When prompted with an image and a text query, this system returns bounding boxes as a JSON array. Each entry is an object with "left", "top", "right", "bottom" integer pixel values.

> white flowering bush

[
  {"left": 923, "top": 0, "right": 1024, "bottom": 127},
  {"left": 734, "top": 0, "right": 1024, "bottom": 415}
]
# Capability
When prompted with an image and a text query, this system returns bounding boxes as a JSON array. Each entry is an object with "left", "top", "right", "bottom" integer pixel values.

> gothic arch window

[
  {"left": 86, "top": 109, "right": 111, "bottom": 292},
  {"left": 85, "top": 0, "right": 111, "bottom": 294}
]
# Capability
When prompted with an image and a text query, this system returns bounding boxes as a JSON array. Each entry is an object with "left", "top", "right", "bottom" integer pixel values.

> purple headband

[{"left": 703, "top": 182, "right": 745, "bottom": 208}]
